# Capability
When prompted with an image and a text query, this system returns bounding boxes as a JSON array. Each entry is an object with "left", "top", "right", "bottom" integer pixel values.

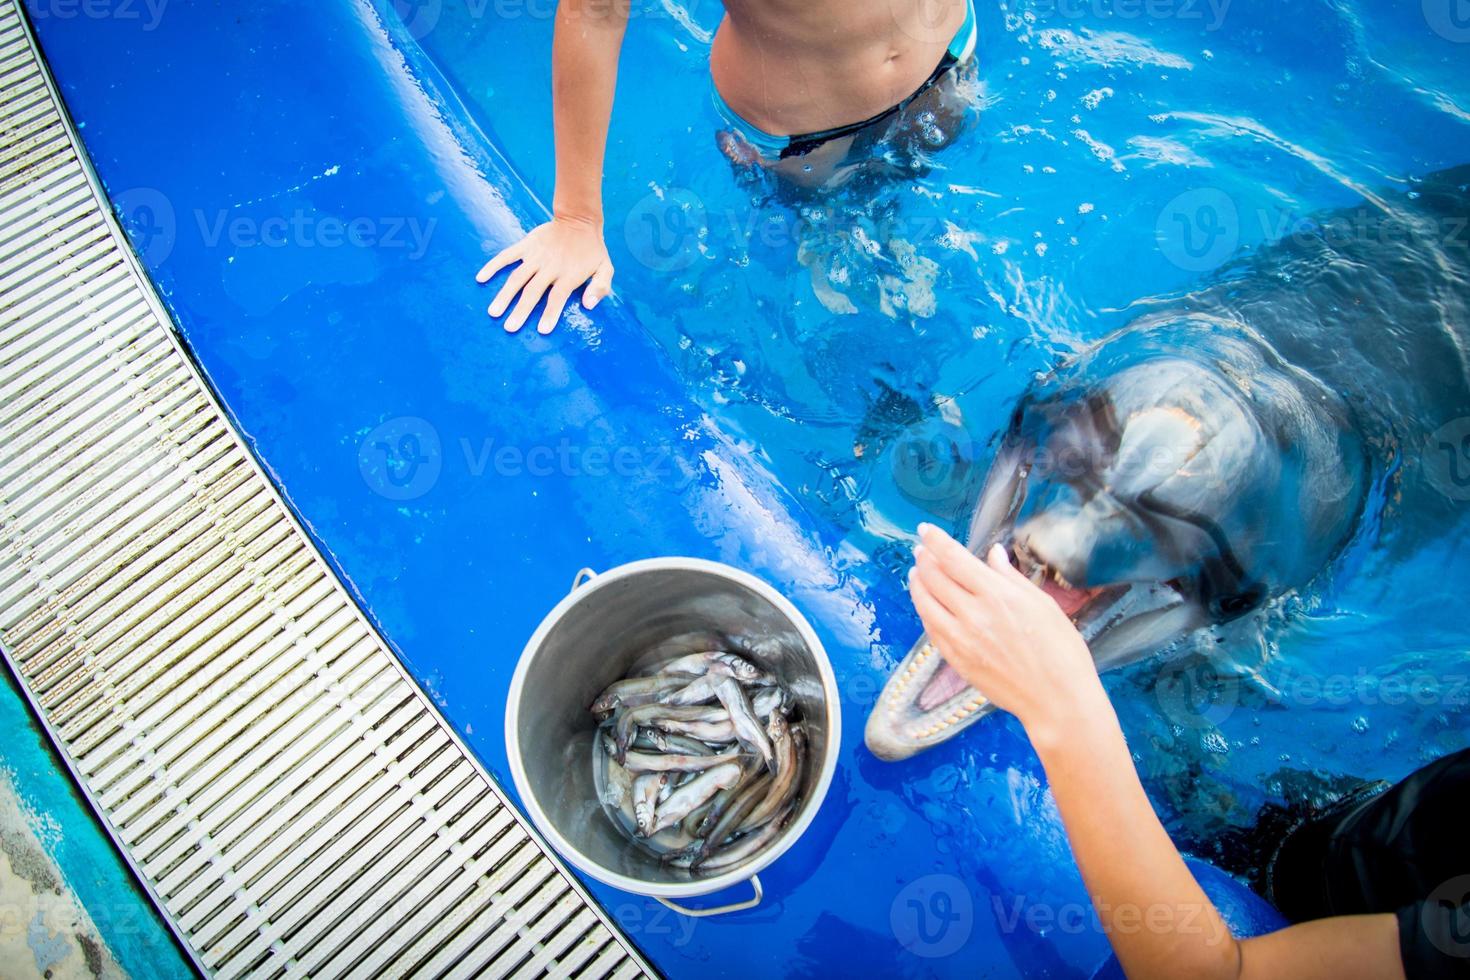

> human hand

[
  {"left": 476, "top": 214, "right": 614, "bottom": 335},
  {"left": 907, "top": 523, "right": 1109, "bottom": 745}
]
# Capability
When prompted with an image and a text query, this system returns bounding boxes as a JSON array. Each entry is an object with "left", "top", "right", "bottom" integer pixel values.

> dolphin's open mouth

[
  {"left": 913, "top": 558, "right": 1121, "bottom": 713},
  {"left": 867, "top": 546, "right": 1188, "bottom": 760}
]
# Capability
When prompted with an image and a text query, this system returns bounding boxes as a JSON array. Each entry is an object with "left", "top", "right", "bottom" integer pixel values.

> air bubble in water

[{"left": 917, "top": 110, "right": 946, "bottom": 146}]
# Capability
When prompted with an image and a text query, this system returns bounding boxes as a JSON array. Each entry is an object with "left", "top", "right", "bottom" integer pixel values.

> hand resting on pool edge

[
  {"left": 476, "top": 214, "right": 614, "bottom": 335},
  {"left": 906, "top": 523, "right": 1425, "bottom": 980}
]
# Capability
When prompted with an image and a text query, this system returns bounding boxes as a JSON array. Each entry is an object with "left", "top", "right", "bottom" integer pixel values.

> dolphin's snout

[{"left": 863, "top": 640, "right": 993, "bottom": 761}]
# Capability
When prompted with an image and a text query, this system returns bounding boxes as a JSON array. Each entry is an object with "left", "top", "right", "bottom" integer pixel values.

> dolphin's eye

[{"left": 1212, "top": 587, "right": 1264, "bottom": 619}]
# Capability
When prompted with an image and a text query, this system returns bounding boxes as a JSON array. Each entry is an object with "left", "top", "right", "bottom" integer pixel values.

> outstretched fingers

[
  {"left": 908, "top": 568, "right": 962, "bottom": 654},
  {"left": 914, "top": 547, "right": 978, "bottom": 619},
  {"left": 505, "top": 271, "right": 554, "bottom": 333},
  {"left": 917, "top": 523, "right": 1006, "bottom": 596},
  {"left": 582, "top": 261, "right": 614, "bottom": 309},
  {"left": 476, "top": 243, "right": 524, "bottom": 285},
  {"left": 538, "top": 281, "right": 576, "bottom": 335},
  {"left": 489, "top": 263, "right": 536, "bottom": 319}
]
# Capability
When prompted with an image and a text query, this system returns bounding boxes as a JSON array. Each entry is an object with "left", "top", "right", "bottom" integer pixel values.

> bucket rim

[{"left": 504, "top": 556, "right": 843, "bottom": 900}]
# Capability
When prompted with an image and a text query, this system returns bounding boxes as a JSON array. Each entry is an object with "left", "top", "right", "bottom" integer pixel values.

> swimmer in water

[{"left": 476, "top": 0, "right": 979, "bottom": 335}]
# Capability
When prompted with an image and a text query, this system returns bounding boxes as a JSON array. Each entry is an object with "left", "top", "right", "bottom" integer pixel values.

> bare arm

[
  {"left": 908, "top": 524, "right": 1406, "bottom": 980},
  {"left": 549, "top": 0, "right": 625, "bottom": 228},
  {"left": 476, "top": 0, "right": 626, "bottom": 334}
]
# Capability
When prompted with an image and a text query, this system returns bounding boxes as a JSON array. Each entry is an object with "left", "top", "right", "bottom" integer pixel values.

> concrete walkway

[{"left": 0, "top": 772, "right": 122, "bottom": 980}]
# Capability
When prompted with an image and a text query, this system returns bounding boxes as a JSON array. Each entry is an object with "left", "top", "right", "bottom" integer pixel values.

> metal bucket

[{"left": 505, "top": 558, "right": 841, "bottom": 916}]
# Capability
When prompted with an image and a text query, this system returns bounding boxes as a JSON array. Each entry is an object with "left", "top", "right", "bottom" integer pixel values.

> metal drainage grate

[{"left": 0, "top": 3, "right": 652, "bottom": 977}]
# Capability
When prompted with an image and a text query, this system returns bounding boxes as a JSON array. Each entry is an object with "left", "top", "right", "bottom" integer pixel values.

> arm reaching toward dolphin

[{"left": 908, "top": 523, "right": 1406, "bottom": 980}]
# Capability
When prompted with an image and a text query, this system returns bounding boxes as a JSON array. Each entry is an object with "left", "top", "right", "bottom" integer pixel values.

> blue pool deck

[{"left": 0, "top": 0, "right": 1298, "bottom": 976}]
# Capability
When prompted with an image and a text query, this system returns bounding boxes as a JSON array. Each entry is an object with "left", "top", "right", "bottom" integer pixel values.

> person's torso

[{"left": 710, "top": 0, "right": 968, "bottom": 135}]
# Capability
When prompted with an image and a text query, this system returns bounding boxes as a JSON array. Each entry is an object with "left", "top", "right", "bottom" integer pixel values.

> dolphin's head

[{"left": 866, "top": 317, "right": 1367, "bottom": 761}]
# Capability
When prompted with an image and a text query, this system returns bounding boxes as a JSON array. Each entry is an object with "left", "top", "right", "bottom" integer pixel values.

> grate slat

[{"left": 0, "top": 5, "right": 653, "bottom": 976}]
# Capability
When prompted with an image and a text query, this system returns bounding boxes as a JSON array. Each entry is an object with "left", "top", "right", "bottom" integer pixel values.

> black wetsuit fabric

[{"left": 1268, "top": 747, "right": 1470, "bottom": 978}]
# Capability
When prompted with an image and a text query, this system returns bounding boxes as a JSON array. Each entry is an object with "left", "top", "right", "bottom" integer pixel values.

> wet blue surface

[
  {"left": 26, "top": 0, "right": 1470, "bottom": 975},
  {"left": 412, "top": 0, "right": 1470, "bottom": 841}
]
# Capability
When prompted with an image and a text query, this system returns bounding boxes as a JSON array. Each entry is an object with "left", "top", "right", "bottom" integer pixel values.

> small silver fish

[
  {"left": 694, "top": 759, "right": 762, "bottom": 838},
  {"left": 651, "top": 651, "right": 733, "bottom": 677},
  {"left": 612, "top": 702, "right": 728, "bottom": 759},
  {"left": 591, "top": 674, "right": 687, "bottom": 715},
  {"left": 682, "top": 796, "right": 718, "bottom": 838},
  {"left": 658, "top": 675, "right": 721, "bottom": 706},
  {"left": 694, "top": 770, "right": 773, "bottom": 865},
  {"left": 653, "top": 651, "right": 768, "bottom": 684},
  {"left": 649, "top": 731, "right": 716, "bottom": 756},
  {"left": 634, "top": 632, "right": 729, "bottom": 674},
  {"left": 693, "top": 805, "right": 793, "bottom": 872},
  {"left": 652, "top": 718, "right": 736, "bottom": 743},
  {"left": 652, "top": 762, "right": 744, "bottom": 834},
  {"left": 714, "top": 676, "right": 775, "bottom": 770},
  {"left": 621, "top": 747, "right": 746, "bottom": 773},
  {"left": 751, "top": 686, "right": 787, "bottom": 719},
  {"left": 630, "top": 729, "right": 662, "bottom": 753},
  {"left": 633, "top": 772, "right": 669, "bottom": 837},
  {"left": 742, "top": 715, "right": 803, "bottom": 831}
]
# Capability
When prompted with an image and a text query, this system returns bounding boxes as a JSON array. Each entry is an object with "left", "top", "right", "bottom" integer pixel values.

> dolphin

[{"left": 866, "top": 165, "right": 1470, "bottom": 761}]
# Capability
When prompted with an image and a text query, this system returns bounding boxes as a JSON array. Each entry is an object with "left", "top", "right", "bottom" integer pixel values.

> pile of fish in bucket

[{"left": 591, "top": 648, "right": 807, "bottom": 873}]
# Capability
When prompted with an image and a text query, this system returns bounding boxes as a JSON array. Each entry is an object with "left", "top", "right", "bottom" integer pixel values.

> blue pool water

[
  {"left": 27, "top": 0, "right": 1467, "bottom": 976},
  {"left": 419, "top": 0, "right": 1470, "bottom": 822}
]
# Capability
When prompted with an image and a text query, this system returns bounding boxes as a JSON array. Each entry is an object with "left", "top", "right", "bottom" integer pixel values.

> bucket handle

[
  {"left": 654, "top": 876, "right": 763, "bottom": 917},
  {"left": 570, "top": 567, "right": 597, "bottom": 592}
]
